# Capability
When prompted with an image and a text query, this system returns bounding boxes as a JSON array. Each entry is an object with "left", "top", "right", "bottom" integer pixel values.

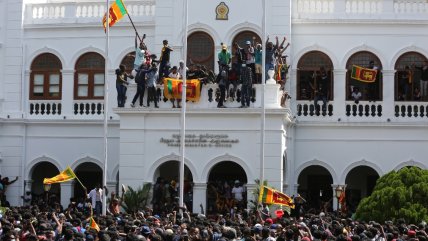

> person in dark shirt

[
  {"left": 313, "top": 67, "right": 329, "bottom": 113},
  {"left": 159, "top": 40, "right": 173, "bottom": 80},
  {"left": 115, "top": 65, "right": 133, "bottom": 107},
  {"left": 240, "top": 64, "right": 253, "bottom": 108}
]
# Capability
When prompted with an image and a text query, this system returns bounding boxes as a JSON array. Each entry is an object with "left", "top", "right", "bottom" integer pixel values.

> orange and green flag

[
  {"left": 89, "top": 217, "right": 100, "bottom": 232},
  {"left": 258, "top": 186, "right": 295, "bottom": 208},
  {"left": 102, "top": 0, "right": 128, "bottom": 30},
  {"left": 351, "top": 65, "right": 378, "bottom": 83},
  {"left": 43, "top": 166, "right": 76, "bottom": 184},
  {"left": 164, "top": 78, "right": 201, "bottom": 102}
]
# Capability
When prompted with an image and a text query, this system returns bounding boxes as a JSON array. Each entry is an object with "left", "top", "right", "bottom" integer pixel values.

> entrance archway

[
  {"left": 345, "top": 166, "right": 380, "bottom": 212},
  {"left": 207, "top": 161, "right": 247, "bottom": 214},
  {"left": 297, "top": 165, "right": 333, "bottom": 212},
  {"left": 73, "top": 162, "right": 102, "bottom": 199},
  {"left": 153, "top": 161, "right": 194, "bottom": 212},
  {"left": 30, "top": 161, "right": 61, "bottom": 205}
]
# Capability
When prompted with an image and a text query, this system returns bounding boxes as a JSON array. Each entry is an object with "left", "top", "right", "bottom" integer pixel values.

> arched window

[
  {"left": 231, "top": 31, "right": 262, "bottom": 64},
  {"left": 346, "top": 51, "right": 382, "bottom": 101},
  {"left": 30, "top": 53, "right": 62, "bottom": 100},
  {"left": 187, "top": 31, "right": 215, "bottom": 71},
  {"left": 394, "top": 52, "right": 428, "bottom": 101},
  {"left": 120, "top": 52, "right": 135, "bottom": 73},
  {"left": 297, "top": 51, "right": 334, "bottom": 100},
  {"left": 74, "top": 52, "right": 105, "bottom": 99}
]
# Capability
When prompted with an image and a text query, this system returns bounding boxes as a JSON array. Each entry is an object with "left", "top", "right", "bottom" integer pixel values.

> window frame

[
  {"left": 296, "top": 51, "right": 334, "bottom": 101},
  {"left": 29, "top": 53, "right": 63, "bottom": 100},
  {"left": 187, "top": 31, "right": 215, "bottom": 71},
  {"left": 345, "top": 51, "right": 383, "bottom": 101},
  {"left": 74, "top": 52, "right": 105, "bottom": 100}
]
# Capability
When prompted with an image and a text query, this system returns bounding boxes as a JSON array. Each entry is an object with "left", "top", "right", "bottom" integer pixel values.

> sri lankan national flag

[
  {"left": 102, "top": 0, "right": 128, "bottom": 30},
  {"left": 89, "top": 217, "right": 100, "bottom": 232},
  {"left": 258, "top": 186, "right": 295, "bottom": 208},
  {"left": 164, "top": 78, "right": 201, "bottom": 102},
  {"left": 351, "top": 65, "right": 378, "bottom": 83},
  {"left": 43, "top": 166, "right": 76, "bottom": 184}
]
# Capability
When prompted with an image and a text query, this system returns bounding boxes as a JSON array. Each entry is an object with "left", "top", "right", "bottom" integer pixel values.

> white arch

[
  {"left": 114, "top": 47, "right": 136, "bottom": 69},
  {"left": 175, "top": 23, "right": 221, "bottom": 46},
  {"left": 201, "top": 154, "right": 256, "bottom": 184},
  {"left": 146, "top": 153, "right": 199, "bottom": 183},
  {"left": 27, "top": 47, "right": 67, "bottom": 70},
  {"left": 70, "top": 156, "right": 104, "bottom": 173},
  {"left": 110, "top": 164, "right": 120, "bottom": 182},
  {"left": 394, "top": 159, "right": 427, "bottom": 171},
  {"left": 224, "top": 21, "right": 262, "bottom": 46},
  {"left": 26, "top": 155, "right": 63, "bottom": 180},
  {"left": 340, "top": 44, "right": 387, "bottom": 69},
  {"left": 294, "top": 159, "right": 338, "bottom": 184},
  {"left": 340, "top": 159, "right": 383, "bottom": 184},
  {"left": 69, "top": 46, "right": 111, "bottom": 69},
  {"left": 292, "top": 44, "right": 339, "bottom": 69},
  {"left": 390, "top": 46, "right": 428, "bottom": 70}
]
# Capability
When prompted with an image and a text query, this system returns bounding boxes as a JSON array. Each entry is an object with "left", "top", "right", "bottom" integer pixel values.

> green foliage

[
  {"left": 355, "top": 167, "right": 428, "bottom": 223},
  {"left": 121, "top": 183, "right": 152, "bottom": 214}
]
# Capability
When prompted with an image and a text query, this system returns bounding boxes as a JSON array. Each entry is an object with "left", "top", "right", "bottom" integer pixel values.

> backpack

[{"left": 135, "top": 69, "right": 145, "bottom": 85}]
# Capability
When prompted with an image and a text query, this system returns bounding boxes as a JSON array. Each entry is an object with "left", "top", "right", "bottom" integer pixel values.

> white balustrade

[
  {"left": 29, "top": 100, "right": 62, "bottom": 116},
  {"left": 394, "top": 0, "right": 428, "bottom": 13},
  {"left": 73, "top": 100, "right": 104, "bottom": 116},
  {"left": 394, "top": 102, "right": 428, "bottom": 118},
  {"left": 296, "top": 0, "right": 335, "bottom": 14},
  {"left": 345, "top": 0, "right": 383, "bottom": 14},
  {"left": 25, "top": 0, "right": 155, "bottom": 23}
]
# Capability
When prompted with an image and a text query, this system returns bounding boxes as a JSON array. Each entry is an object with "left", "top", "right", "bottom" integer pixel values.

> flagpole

[
  {"left": 259, "top": 0, "right": 266, "bottom": 189},
  {"left": 179, "top": 0, "right": 188, "bottom": 210},
  {"left": 102, "top": 0, "right": 110, "bottom": 216}
]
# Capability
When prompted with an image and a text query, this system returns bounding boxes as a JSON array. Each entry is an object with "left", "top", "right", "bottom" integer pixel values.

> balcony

[
  {"left": 292, "top": 0, "right": 428, "bottom": 21},
  {"left": 24, "top": 0, "right": 155, "bottom": 26}
]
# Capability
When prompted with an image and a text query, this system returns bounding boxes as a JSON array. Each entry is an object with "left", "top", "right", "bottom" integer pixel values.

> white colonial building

[{"left": 0, "top": 0, "right": 427, "bottom": 213}]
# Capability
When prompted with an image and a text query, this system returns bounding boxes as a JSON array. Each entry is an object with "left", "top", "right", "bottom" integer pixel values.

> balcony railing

[
  {"left": 293, "top": 0, "right": 428, "bottom": 19},
  {"left": 73, "top": 100, "right": 104, "bottom": 116},
  {"left": 24, "top": 0, "right": 155, "bottom": 25},
  {"left": 29, "top": 100, "right": 62, "bottom": 116}
]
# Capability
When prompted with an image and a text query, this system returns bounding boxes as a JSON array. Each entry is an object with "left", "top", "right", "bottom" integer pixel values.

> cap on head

[
  {"left": 246, "top": 40, "right": 251, "bottom": 45},
  {"left": 222, "top": 44, "right": 227, "bottom": 50}
]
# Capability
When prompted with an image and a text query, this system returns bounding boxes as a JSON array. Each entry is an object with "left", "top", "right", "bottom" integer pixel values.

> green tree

[
  {"left": 355, "top": 166, "right": 428, "bottom": 223},
  {"left": 121, "top": 183, "right": 152, "bottom": 214}
]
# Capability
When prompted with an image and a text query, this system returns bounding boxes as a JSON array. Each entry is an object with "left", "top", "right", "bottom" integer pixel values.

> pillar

[
  {"left": 107, "top": 181, "right": 118, "bottom": 197},
  {"left": 61, "top": 69, "right": 74, "bottom": 117},
  {"left": 331, "top": 184, "right": 339, "bottom": 211},
  {"left": 333, "top": 69, "right": 347, "bottom": 118},
  {"left": 382, "top": 70, "right": 396, "bottom": 119},
  {"left": 192, "top": 183, "right": 207, "bottom": 214},
  {"left": 246, "top": 183, "right": 257, "bottom": 210},
  {"left": 61, "top": 181, "right": 74, "bottom": 208}
]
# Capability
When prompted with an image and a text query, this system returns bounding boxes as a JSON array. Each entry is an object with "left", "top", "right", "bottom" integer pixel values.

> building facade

[{"left": 0, "top": 0, "right": 427, "bottom": 213}]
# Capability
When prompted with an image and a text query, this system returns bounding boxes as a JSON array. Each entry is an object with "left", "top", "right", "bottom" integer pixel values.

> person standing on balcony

[
  {"left": 146, "top": 63, "right": 159, "bottom": 108},
  {"left": 134, "top": 33, "right": 147, "bottom": 70},
  {"left": 367, "top": 60, "right": 379, "bottom": 102},
  {"left": 254, "top": 43, "right": 263, "bottom": 84},
  {"left": 313, "top": 67, "right": 329, "bottom": 114},
  {"left": 245, "top": 39, "right": 255, "bottom": 80},
  {"left": 240, "top": 64, "right": 253, "bottom": 108},
  {"left": 413, "top": 60, "right": 428, "bottom": 100},
  {"left": 131, "top": 63, "right": 150, "bottom": 108},
  {"left": 265, "top": 36, "right": 279, "bottom": 82},
  {"left": 115, "top": 64, "right": 132, "bottom": 108},
  {"left": 159, "top": 40, "right": 173, "bottom": 80}
]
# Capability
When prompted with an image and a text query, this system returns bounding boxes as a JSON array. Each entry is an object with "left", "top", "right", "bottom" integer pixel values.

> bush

[
  {"left": 355, "top": 166, "right": 428, "bottom": 223},
  {"left": 121, "top": 183, "right": 152, "bottom": 214}
]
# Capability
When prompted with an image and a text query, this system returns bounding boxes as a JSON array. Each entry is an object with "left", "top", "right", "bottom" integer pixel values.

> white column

[
  {"left": 192, "top": 183, "right": 207, "bottom": 214},
  {"left": 61, "top": 181, "right": 74, "bottom": 208},
  {"left": 24, "top": 179, "right": 33, "bottom": 191},
  {"left": 333, "top": 69, "right": 347, "bottom": 118},
  {"left": 107, "top": 181, "right": 117, "bottom": 196},
  {"left": 382, "top": 70, "right": 396, "bottom": 119},
  {"left": 289, "top": 69, "right": 298, "bottom": 114},
  {"left": 61, "top": 69, "right": 74, "bottom": 118},
  {"left": 334, "top": 0, "right": 347, "bottom": 18},
  {"left": 382, "top": 0, "right": 395, "bottom": 18},
  {"left": 244, "top": 183, "right": 256, "bottom": 209}
]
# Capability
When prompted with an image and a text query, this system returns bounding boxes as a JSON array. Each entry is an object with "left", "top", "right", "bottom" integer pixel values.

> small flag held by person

[
  {"left": 102, "top": 0, "right": 128, "bottom": 30},
  {"left": 258, "top": 185, "right": 295, "bottom": 208},
  {"left": 43, "top": 166, "right": 76, "bottom": 184},
  {"left": 351, "top": 65, "right": 378, "bottom": 83},
  {"left": 89, "top": 217, "right": 100, "bottom": 232}
]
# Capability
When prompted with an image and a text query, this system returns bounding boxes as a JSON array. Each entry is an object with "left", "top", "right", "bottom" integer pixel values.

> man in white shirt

[
  {"left": 86, "top": 184, "right": 103, "bottom": 216},
  {"left": 231, "top": 180, "right": 244, "bottom": 208}
]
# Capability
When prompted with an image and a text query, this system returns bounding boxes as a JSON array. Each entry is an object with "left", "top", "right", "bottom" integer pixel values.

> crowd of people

[
  {"left": 115, "top": 33, "right": 290, "bottom": 109},
  {"left": 0, "top": 184, "right": 427, "bottom": 241}
]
